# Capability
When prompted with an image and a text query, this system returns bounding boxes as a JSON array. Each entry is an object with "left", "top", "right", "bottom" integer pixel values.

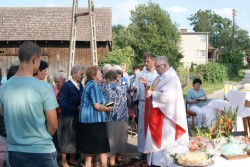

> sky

[{"left": 0, "top": 0, "right": 250, "bottom": 34}]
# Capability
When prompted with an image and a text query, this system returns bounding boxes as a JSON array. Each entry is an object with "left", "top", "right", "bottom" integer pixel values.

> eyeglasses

[{"left": 155, "top": 64, "right": 165, "bottom": 68}]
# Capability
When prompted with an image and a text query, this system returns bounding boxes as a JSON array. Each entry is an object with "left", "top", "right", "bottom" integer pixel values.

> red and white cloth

[{"left": 144, "top": 67, "right": 189, "bottom": 166}]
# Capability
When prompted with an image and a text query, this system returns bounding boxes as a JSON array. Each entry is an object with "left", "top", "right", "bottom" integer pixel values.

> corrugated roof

[{"left": 0, "top": 7, "right": 112, "bottom": 41}]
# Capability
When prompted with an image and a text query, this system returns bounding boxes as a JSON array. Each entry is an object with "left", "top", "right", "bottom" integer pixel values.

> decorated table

[
  {"left": 207, "top": 99, "right": 232, "bottom": 112},
  {"left": 161, "top": 156, "right": 250, "bottom": 167},
  {"left": 161, "top": 135, "right": 250, "bottom": 167},
  {"left": 160, "top": 101, "right": 250, "bottom": 167},
  {"left": 205, "top": 99, "right": 245, "bottom": 131},
  {"left": 225, "top": 90, "right": 250, "bottom": 118},
  {"left": 206, "top": 99, "right": 232, "bottom": 128},
  {"left": 208, "top": 156, "right": 250, "bottom": 167},
  {"left": 205, "top": 90, "right": 250, "bottom": 132}
]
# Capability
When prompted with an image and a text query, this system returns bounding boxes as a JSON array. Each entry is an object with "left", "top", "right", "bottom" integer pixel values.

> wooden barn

[{"left": 0, "top": 7, "right": 112, "bottom": 79}]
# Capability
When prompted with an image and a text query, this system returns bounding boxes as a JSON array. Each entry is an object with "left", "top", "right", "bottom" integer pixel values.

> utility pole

[
  {"left": 232, "top": 9, "right": 236, "bottom": 51},
  {"left": 68, "top": 0, "right": 98, "bottom": 79}
]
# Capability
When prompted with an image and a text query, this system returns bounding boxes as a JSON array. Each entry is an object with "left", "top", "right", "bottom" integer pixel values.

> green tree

[
  {"left": 234, "top": 27, "right": 250, "bottom": 53},
  {"left": 112, "top": 24, "right": 125, "bottom": 34},
  {"left": 103, "top": 25, "right": 135, "bottom": 72},
  {"left": 218, "top": 27, "right": 249, "bottom": 76},
  {"left": 188, "top": 9, "right": 231, "bottom": 48},
  {"left": 188, "top": 9, "right": 250, "bottom": 76},
  {"left": 128, "top": 1, "right": 182, "bottom": 68},
  {"left": 112, "top": 25, "right": 134, "bottom": 50},
  {"left": 101, "top": 46, "right": 135, "bottom": 73},
  {"left": 188, "top": 10, "right": 250, "bottom": 52},
  {"left": 218, "top": 50, "right": 244, "bottom": 76}
]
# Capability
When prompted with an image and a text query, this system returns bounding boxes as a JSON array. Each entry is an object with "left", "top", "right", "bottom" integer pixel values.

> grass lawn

[
  {"left": 182, "top": 70, "right": 245, "bottom": 96},
  {"left": 183, "top": 83, "right": 224, "bottom": 97}
]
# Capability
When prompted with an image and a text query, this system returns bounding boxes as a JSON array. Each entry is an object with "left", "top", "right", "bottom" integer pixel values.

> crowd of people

[{"left": 0, "top": 41, "right": 193, "bottom": 167}]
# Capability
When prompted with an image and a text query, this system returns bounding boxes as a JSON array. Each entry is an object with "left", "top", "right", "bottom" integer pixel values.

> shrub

[
  {"left": 101, "top": 46, "right": 135, "bottom": 73},
  {"left": 195, "top": 62, "right": 227, "bottom": 83},
  {"left": 190, "top": 62, "right": 195, "bottom": 72},
  {"left": 177, "top": 67, "right": 189, "bottom": 84},
  {"left": 218, "top": 51, "right": 244, "bottom": 77}
]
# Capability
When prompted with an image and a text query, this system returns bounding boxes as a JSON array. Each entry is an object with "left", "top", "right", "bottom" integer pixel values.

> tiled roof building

[
  {"left": 0, "top": 7, "right": 112, "bottom": 41},
  {"left": 0, "top": 7, "right": 112, "bottom": 77}
]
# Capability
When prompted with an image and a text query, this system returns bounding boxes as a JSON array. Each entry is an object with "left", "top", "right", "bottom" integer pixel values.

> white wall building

[{"left": 180, "top": 29, "right": 210, "bottom": 68}]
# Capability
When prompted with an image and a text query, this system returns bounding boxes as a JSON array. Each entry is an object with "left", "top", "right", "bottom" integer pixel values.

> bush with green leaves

[
  {"left": 218, "top": 50, "right": 244, "bottom": 77},
  {"left": 100, "top": 46, "right": 135, "bottom": 73},
  {"left": 195, "top": 62, "right": 227, "bottom": 83},
  {"left": 177, "top": 67, "right": 189, "bottom": 84},
  {"left": 190, "top": 62, "right": 195, "bottom": 72}
]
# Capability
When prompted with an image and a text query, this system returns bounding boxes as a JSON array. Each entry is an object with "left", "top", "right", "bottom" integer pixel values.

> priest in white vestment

[{"left": 145, "top": 56, "right": 189, "bottom": 166}]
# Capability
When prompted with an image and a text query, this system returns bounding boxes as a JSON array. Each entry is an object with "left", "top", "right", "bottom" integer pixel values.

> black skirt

[{"left": 78, "top": 122, "right": 110, "bottom": 154}]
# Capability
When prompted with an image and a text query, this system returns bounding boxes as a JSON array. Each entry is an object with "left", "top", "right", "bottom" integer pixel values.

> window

[
  {"left": 197, "top": 35, "right": 206, "bottom": 43},
  {"left": 197, "top": 50, "right": 206, "bottom": 57}
]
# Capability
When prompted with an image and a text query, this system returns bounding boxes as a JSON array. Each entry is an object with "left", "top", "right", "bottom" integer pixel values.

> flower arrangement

[
  {"left": 209, "top": 107, "right": 238, "bottom": 138},
  {"left": 168, "top": 107, "right": 250, "bottom": 165},
  {"left": 190, "top": 107, "right": 238, "bottom": 140},
  {"left": 188, "top": 107, "right": 239, "bottom": 158},
  {"left": 191, "top": 127, "right": 212, "bottom": 140},
  {"left": 189, "top": 136, "right": 213, "bottom": 152},
  {"left": 188, "top": 136, "right": 221, "bottom": 159}
]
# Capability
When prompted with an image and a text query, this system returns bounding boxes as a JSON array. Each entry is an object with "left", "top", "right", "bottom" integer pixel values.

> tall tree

[
  {"left": 188, "top": 9, "right": 250, "bottom": 75},
  {"left": 101, "top": 46, "right": 135, "bottom": 73},
  {"left": 102, "top": 25, "right": 135, "bottom": 71},
  {"left": 128, "top": 1, "right": 182, "bottom": 68},
  {"left": 112, "top": 24, "right": 125, "bottom": 35},
  {"left": 188, "top": 9, "right": 231, "bottom": 48},
  {"left": 218, "top": 26, "right": 250, "bottom": 75},
  {"left": 112, "top": 25, "right": 135, "bottom": 50}
]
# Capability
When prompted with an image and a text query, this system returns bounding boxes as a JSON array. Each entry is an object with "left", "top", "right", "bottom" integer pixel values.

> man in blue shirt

[{"left": 0, "top": 41, "right": 58, "bottom": 167}]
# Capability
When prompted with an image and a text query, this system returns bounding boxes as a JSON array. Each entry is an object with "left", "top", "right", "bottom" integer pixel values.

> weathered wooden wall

[{"left": 0, "top": 41, "right": 110, "bottom": 79}]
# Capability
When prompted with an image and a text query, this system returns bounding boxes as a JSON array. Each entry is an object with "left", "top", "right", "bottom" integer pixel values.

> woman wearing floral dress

[{"left": 102, "top": 70, "right": 128, "bottom": 166}]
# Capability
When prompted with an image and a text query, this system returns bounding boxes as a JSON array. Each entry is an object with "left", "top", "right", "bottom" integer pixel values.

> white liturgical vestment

[{"left": 144, "top": 67, "right": 189, "bottom": 166}]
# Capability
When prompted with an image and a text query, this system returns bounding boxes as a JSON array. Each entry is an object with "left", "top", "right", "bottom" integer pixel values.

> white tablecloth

[
  {"left": 210, "top": 156, "right": 250, "bottom": 167},
  {"left": 205, "top": 99, "right": 233, "bottom": 129},
  {"left": 207, "top": 99, "right": 232, "bottom": 112},
  {"left": 225, "top": 90, "right": 250, "bottom": 117},
  {"left": 162, "top": 156, "right": 250, "bottom": 167},
  {"left": 205, "top": 98, "right": 246, "bottom": 131}
]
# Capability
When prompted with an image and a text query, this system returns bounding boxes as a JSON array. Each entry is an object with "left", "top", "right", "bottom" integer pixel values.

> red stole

[
  {"left": 143, "top": 77, "right": 187, "bottom": 148},
  {"left": 144, "top": 99, "right": 187, "bottom": 148},
  {"left": 144, "top": 98, "right": 164, "bottom": 148}
]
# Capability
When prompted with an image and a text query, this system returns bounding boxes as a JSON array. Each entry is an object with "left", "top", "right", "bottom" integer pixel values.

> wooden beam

[{"left": 75, "top": 12, "right": 89, "bottom": 17}]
